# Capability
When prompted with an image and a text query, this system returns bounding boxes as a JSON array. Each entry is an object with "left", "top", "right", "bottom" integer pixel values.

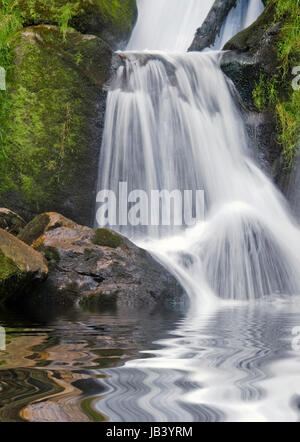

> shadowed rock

[
  {"left": 0, "top": 208, "right": 26, "bottom": 235},
  {"left": 0, "top": 228, "right": 48, "bottom": 303},
  {"left": 189, "top": 0, "right": 238, "bottom": 52},
  {"left": 19, "top": 213, "right": 185, "bottom": 308}
]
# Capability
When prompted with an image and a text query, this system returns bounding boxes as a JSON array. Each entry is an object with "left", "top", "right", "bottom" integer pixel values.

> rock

[
  {"left": 221, "top": 4, "right": 280, "bottom": 110},
  {"left": 0, "top": 228, "right": 48, "bottom": 304},
  {"left": 0, "top": 25, "right": 112, "bottom": 225},
  {"left": 0, "top": 208, "right": 26, "bottom": 235},
  {"left": 189, "top": 0, "right": 238, "bottom": 52},
  {"left": 12, "top": 0, "right": 138, "bottom": 49},
  {"left": 19, "top": 213, "right": 185, "bottom": 307},
  {"left": 220, "top": 3, "right": 286, "bottom": 183}
]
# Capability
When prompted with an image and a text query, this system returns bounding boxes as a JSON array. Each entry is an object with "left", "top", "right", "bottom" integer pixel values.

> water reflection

[
  {"left": 1, "top": 300, "right": 300, "bottom": 422},
  {"left": 0, "top": 304, "right": 184, "bottom": 422},
  {"left": 96, "top": 299, "right": 300, "bottom": 422}
]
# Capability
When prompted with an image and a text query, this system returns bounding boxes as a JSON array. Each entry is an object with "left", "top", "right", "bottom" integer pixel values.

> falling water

[
  {"left": 211, "top": 0, "right": 265, "bottom": 50},
  {"left": 93, "top": 0, "right": 300, "bottom": 423},
  {"left": 127, "top": 0, "right": 215, "bottom": 52},
  {"left": 96, "top": 0, "right": 300, "bottom": 302}
]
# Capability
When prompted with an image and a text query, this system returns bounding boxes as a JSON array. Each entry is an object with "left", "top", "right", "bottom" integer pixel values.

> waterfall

[
  {"left": 96, "top": 0, "right": 300, "bottom": 301},
  {"left": 127, "top": 0, "right": 215, "bottom": 52},
  {"left": 211, "top": 0, "right": 265, "bottom": 50}
]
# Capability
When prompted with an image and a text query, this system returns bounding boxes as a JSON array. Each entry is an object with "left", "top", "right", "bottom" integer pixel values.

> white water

[
  {"left": 212, "top": 0, "right": 264, "bottom": 50},
  {"left": 95, "top": 0, "right": 300, "bottom": 422},
  {"left": 127, "top": 0, "right": 215, "bottom": 52},
  {"left": 97, "top": 0, "right": 300, "bottom": 301}
]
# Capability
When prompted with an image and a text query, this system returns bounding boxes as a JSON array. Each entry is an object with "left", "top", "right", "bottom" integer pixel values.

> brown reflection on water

[{"left": 0, "top": 305, "right": 183, "bottom": 422}]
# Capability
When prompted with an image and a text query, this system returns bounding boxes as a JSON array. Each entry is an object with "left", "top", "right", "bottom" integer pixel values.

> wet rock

[
  {"left": 189, "top": 0, "right": 238, "bottom": 52},
  {"left": 20, "top": 213, "right": 185, "bottom": 308},
  {"left": 0, "top": 208, "right": 26, "bottom": 235},
  {"left": 220, "top": 4, "right": 285, "bottom": 183},
  {"left": 221, "top": 4, "right": 280, "bottom": 110},
  {"left": 0, "top": 228, "right": 48, "bottom": 304}
]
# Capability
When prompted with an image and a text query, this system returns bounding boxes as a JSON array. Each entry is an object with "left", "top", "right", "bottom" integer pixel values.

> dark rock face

[
  {"left": 0, "top": 208, "right": 26, "bottom": 235},
  {"left": 0, "top": 228, "right": 48, "bottom": 304},
  {"left": 189, "top": 0, "right": 238, "bottom": 52},
  {"left": 19, "top": 213, "right": 185, "bottom": 308},
  {"left": 220, "top": 4, "right": 286, "bottom": 183}
]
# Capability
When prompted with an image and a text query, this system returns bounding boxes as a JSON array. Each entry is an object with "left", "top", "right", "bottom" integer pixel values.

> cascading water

[
  {"left": 93, "top": 0, "right": 300, "bottom": 423},
  {"left": 211, "top": 0, "right": 264, "bottom": 50},
  {"left": 96, "top": 0, "right": 300, "bottom": 302}
]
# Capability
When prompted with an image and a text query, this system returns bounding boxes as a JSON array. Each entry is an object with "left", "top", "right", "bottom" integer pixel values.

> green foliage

[
  {"left": 92, "top": 228, "right": 122, "bottom": 248},
  {"left": 0, "top": 250, "right": 18, "bottom": 281},
  {"left": 254, "top": 0, "right": 300, "bottom": 167},
  {"left": 51, "top": 2, "right": 81, "bottom": 40},
  {"left": 96, "top": 0, "right": 137, "bottom": 32},
  {"left": 0, "top": 1, "right": 134, "bottom": 213}
]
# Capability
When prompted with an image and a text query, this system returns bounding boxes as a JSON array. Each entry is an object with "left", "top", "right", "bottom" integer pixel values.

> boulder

[
  {"left": 221, "top": 4, "right": 280, "bottom": 110},
  {"left": 0, "top": 228, "right": 48, "bottom": 304},
  {"left": 19, "top": 213, "right": 185, "bottom": 307},
  {"left": 0, "top": 208, "right": 26, "bottom": 235}
]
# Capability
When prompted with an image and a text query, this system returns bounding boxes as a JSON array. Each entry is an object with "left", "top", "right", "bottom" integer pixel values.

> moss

[
  {"left": 92, "top": 228, "right": 121, "bottom": 248},
  {"left": 36, "top": 245, "right": 60, "bottom": 266},
  {"left": 95, "top": 0, "right": 137, "bottom": 34},
  {"left": 0, "top": 250, "right": 25, "bottom": 302},
  {"left": 0, "top": 250, "right": 19, "bottom": 281},
  {"left": 4, "top": 0, "right": 137, "bottom": 46},
  {"left": 252, "top": 0, "right": 300, "bottom": 168},
  {"left": 18, "top": 213, "right": 50, "bottom": 245},
  {"left": 0, "top": 25, "right": 111, "bottom": 216}
]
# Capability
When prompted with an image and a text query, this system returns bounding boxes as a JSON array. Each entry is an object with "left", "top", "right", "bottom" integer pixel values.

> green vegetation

[
  {"left": 253, "top": 0, "right": 300, "bottom": 167},
  {"left": 92, "top": 228, "right": 121, "bottom": 248},
  {"left": 0, "top": 1, "right": 136, "bottom": 218},
  {"left": 97, "top": 0, "right": 137, "bottom": 33},
  {"left": 0, "top": 250, "right": 18, "bottom": 281},
  {"left": 18, "top": 213, "right": 50, "bottom": 245}
]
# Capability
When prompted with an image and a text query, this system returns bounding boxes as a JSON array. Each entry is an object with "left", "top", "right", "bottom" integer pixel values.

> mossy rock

[
  {"left": 0, "top": 25, "right": 112, "bottom": 225},
  {"left": 92, "top": 228, "right": 122, "bottom": 248},
  {"left": 18, "top": 213, "right": 51, "bottom": 245},
  {"left": 0, "top": 228, "right": 48, "bottom": 303},
  {"left": 9, "top": 0, "right": 137, "bottom": 49}
]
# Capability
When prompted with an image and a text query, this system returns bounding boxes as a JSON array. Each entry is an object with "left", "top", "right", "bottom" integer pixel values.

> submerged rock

[
  {"left": 0, "top": 208, "right": 26, "bottom": 235},
  {"left": 19, "top": 213, "right": 185, "bottom": 308},
  {"left": 0, "top": 228, "right": 48, "bottom": 304}
]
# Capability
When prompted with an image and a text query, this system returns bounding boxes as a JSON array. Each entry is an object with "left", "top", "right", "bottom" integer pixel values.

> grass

[{"left": 253, "top": 0, "right": 300, "bottom": 167}]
